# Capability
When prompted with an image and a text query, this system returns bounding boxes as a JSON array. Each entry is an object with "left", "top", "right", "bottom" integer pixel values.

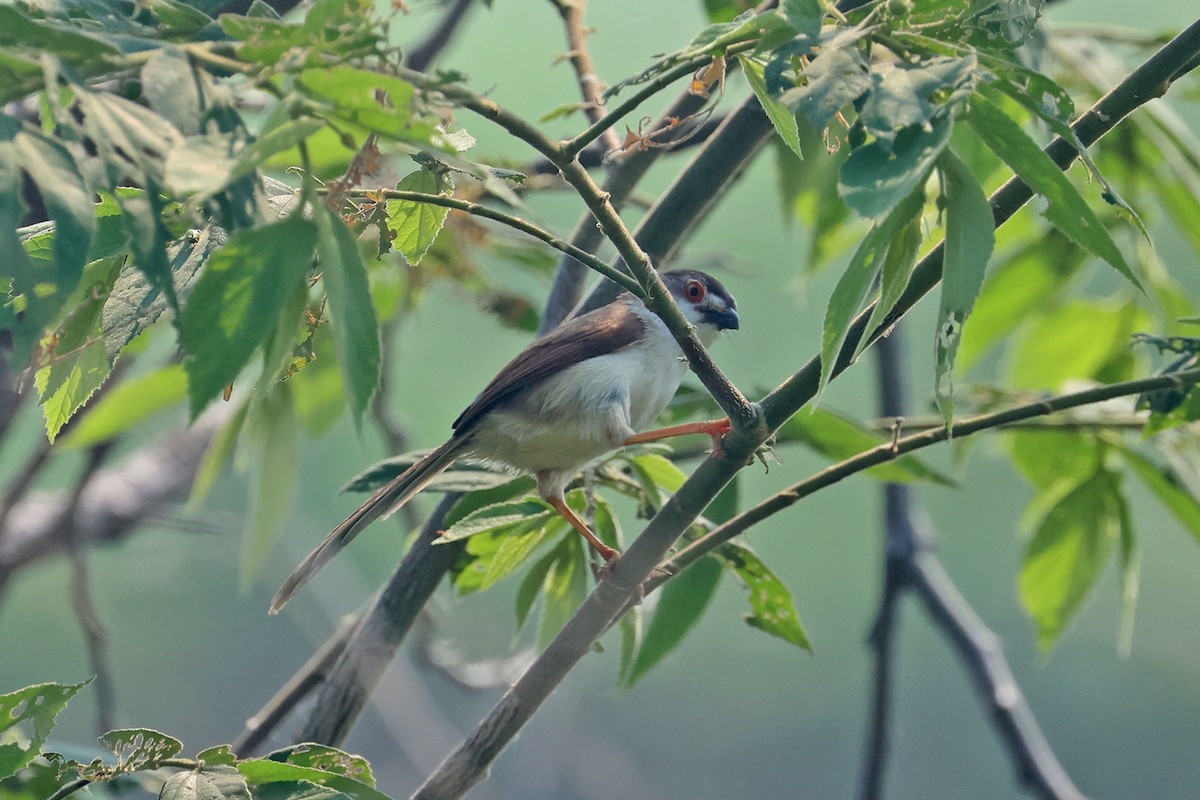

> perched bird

[{"left": 270, "top": 269, "right": 739, "bottom": 613}]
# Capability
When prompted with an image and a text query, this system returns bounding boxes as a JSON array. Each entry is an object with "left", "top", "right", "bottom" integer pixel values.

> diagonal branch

[
  {"left": 758, "top": 15, "right": 1200, "bottom": 431},
  {"left": 409, "top": 21, "right": 1200, "bottom": 799},
  {"left": 660, "top": 368, "right": 1200, "bottom": 577}
]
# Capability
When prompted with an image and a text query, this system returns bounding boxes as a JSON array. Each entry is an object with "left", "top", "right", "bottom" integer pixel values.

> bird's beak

[{"left": 702, "top": 305, "right": 740, "bottom": 331}]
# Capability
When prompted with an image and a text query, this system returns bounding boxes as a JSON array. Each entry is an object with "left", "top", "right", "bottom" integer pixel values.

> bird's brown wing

[{"left": 452, "top": 299, "right": 645, "bottom": 433}]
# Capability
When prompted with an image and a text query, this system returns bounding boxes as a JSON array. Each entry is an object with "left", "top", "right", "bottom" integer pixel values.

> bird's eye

[{"left": 686, "top": 279, "right": 706, "bottom": 302}]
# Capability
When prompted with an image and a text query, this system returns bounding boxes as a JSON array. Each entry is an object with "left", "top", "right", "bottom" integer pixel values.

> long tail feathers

[{"left": 269, "top": 439, "right": 464, "bottom": 614}]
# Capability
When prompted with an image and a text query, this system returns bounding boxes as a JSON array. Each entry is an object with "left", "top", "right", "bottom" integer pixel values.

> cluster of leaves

[
  {"left": 0, "top": 682, "right": 394, "bottom": 800},
  {"left": 4, "top": 0, "right": 1200, "bottom": 686}
]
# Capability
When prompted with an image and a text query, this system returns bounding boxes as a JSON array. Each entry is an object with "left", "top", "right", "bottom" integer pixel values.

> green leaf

[
  {"left": 537, "top": 533, "right": 588, "bottom": 649},
  {"left": 966, "top": 94, "right": 1141, "bottom": 290},
  {"left": 780, "top": 0, "right": 822, "bottom": 35},
  {"left": 625, "top": 555, "right": 723, "bottom": 687},
  {"left": 12, "top": 130, "right": 96, "bottom": 297},
  {"left": 97, "top": 728, "right": 183, "bottom": 772},
  {"left": 439, "top": 499, "right": 555, "bottom": 542},
  {"left": 1123, "top": 448, "right": 1200, "bottom": 546},
  {"left": 819, "top": 188, "right": 925, "bottom": 396},
  {"left": 315, "top": 207, "right": 380, "bottom": 426},
  {"left": 0, "top": 681, "right": 88, "bottom": 781},
  {"left": 195, "top": 745, "right": 240, "bottom": 767},
  {"left": 479, "top": 516, "right": 563, "bottom": 592},
  {"left": 242, "top": 384, "right": 299, "bottom": 587},
  {"left": 342, "top": 451, "right": 516, "bottom": 495},
  {"left": 515, "top": 542, "right": 561, "bottom": 633},
  {"left": 160, "top": 768, "right": 252, "bottom": 800},
  {"left": 178, "top": 213, "right": 317, "bottom": 417},
  {"left": 1115, "top": 479, "right": 1138, "bottom": 655},
  {"left": 443, "top": 477, "right": 538, "bottom": 526},
  {"left": 785, "top": 28, "right": 870, "bottom": 131},
  {"left": 740, "top": 57, "right": 801, "bottom": 159},
  {"left": 627, "top": 452, "right": 688, "bottom": 508},
  {"left": 141, "top": 48, "right": 206, "bottom": 135},
  {"left": 100, "top": 220, "right": 215, "bottom": 364},
  {"left": 934, "top": 148, "right": 995, "bottom": 426},
  {"left": 0, "top": 7, "right": 120, "bottom": 63},
  {"left": 1009, "top": 300, "right": 1145, "bottom": 391},
  {"left": 1019, "top": 469, "right": 1122, "bottom": 653},
  {"left": 34, "top": 257, "right": 123, "bottom": 441},
  {"left": 1009, "top": 431, "right": 1099, "bottom": 493},
  {"left": 957, "top": 230, "right": 1084, "bottom": 372},
  {"left": 777, "top": 406, "right": 955, "bottom": 486},
  {"left": 189, "top": 398, "right": 250, "bottom": 507},
  {"left": 260, "top": 745, "right": 373, "bottom": 786},
  {"left": 859, "top": 196, "right": 923, "bottom": 355},
  {"left": 859, "top": 56, "right": 977, "bottom": 143},
  {"left": 839, "top": 115, "right": 952, "bottom": 221},
  {"left": 238, "top": 759, "right": 387, "bottom": 800},
  {"left": 717, "top": 542, "right": 810, "bottom": 650},
  {"left": 295, "top": 66, "right": 436, "bottom": 144},
  {"left": 386, "top": 169, "right": 452, "bottom": 266}
]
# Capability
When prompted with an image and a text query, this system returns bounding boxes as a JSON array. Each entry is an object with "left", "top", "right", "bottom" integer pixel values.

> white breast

[{"left": 466, "top": 303, "right": 688, "bottom": 473}]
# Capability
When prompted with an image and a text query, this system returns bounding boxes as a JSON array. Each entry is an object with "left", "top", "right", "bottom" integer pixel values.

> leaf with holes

[
  {"left": 0, "top": 681, "right": 88, "bottom": 781},
  {"left": 96, "top": 728, "right": 183, "bottom": 774},
  {"left": 934, "top": 148, "right": 995, "bottom": 427},
  {"left": 717, "top": 542, "right": 810, "bottom": 650}
]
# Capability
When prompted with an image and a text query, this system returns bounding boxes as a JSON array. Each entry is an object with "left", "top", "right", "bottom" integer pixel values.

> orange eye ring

[{"left": 685, "top": 279, "right": 706, "bottom": 302}]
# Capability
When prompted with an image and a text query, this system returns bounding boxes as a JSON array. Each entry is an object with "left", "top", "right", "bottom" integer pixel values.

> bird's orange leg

[
  {"left": 547, "top": 496, "right": 619, "bottom": 562},
  {"left": 624, "top": 418, "right": 732, "bottom": 451}
]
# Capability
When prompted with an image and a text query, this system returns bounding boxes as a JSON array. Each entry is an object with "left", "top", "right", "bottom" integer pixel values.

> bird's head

[{"left": 661, "top": 269, "right": 739, "bottom": 344}]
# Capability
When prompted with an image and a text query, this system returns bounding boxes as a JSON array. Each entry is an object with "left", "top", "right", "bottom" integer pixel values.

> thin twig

[
  {"left": 549, "top": 0, "right": 623, "bottom": 153},
  {"left": 858, "top": 326, "right": 913, "bottom": 800},
  {"left": 66, "top": 444, "right": 118, "bottom": 737},
  {"left": 232, "top": 614, "right": 359, "bottom": 756},
  {"left": 909, "top": 551, "right": 1086, "bottom": 799},
  {"left": 361, "top": 189, "right": 643, "bottom": 295},
  {"left": 410, "top": 21, "right": 1200, "bottom": 799},
  {"left": 293, "top": 494, "right": 463, "bottom": 746},
  {"left": 406, "top": 0, "right": 476, "bottom": 72},
  {"left": 661, "top": 368, "right": 1200, "bottom": 578}
]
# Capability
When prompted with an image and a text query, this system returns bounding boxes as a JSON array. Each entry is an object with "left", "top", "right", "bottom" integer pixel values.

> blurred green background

[{"left": 3, "top": 2, "right": 1200, "bottom": 798}]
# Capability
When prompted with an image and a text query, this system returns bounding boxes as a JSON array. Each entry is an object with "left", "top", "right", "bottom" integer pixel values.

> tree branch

[
  {"left": 910, "top": 545, "right": 1086, "bottom": 800},
  {"left": 233, "top": 613, "right": 359, "bottom": 756},
  {"left": 363, "top": 189, "right": 643, "bottom": 295},
  {"left": 405, "top": 0, "right": 476, "bottom": 73},
  {"left": 0, "top": 405, "right": 231, "bottom": 588},
  {"left": 548, "top": 0, "right": 623, "bottom": 154},
  {"left": 758, "top": 16, "right": 1200, "bottom": 432},
  {"left": 409, "top": 22, "right": 1200, "bottom": 798},
  {"left": 292, "top": 494, "right": 464, "bottom": 746},
  {"left": 661, "top": 368, "right": 1200, "bottom": 577}
]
